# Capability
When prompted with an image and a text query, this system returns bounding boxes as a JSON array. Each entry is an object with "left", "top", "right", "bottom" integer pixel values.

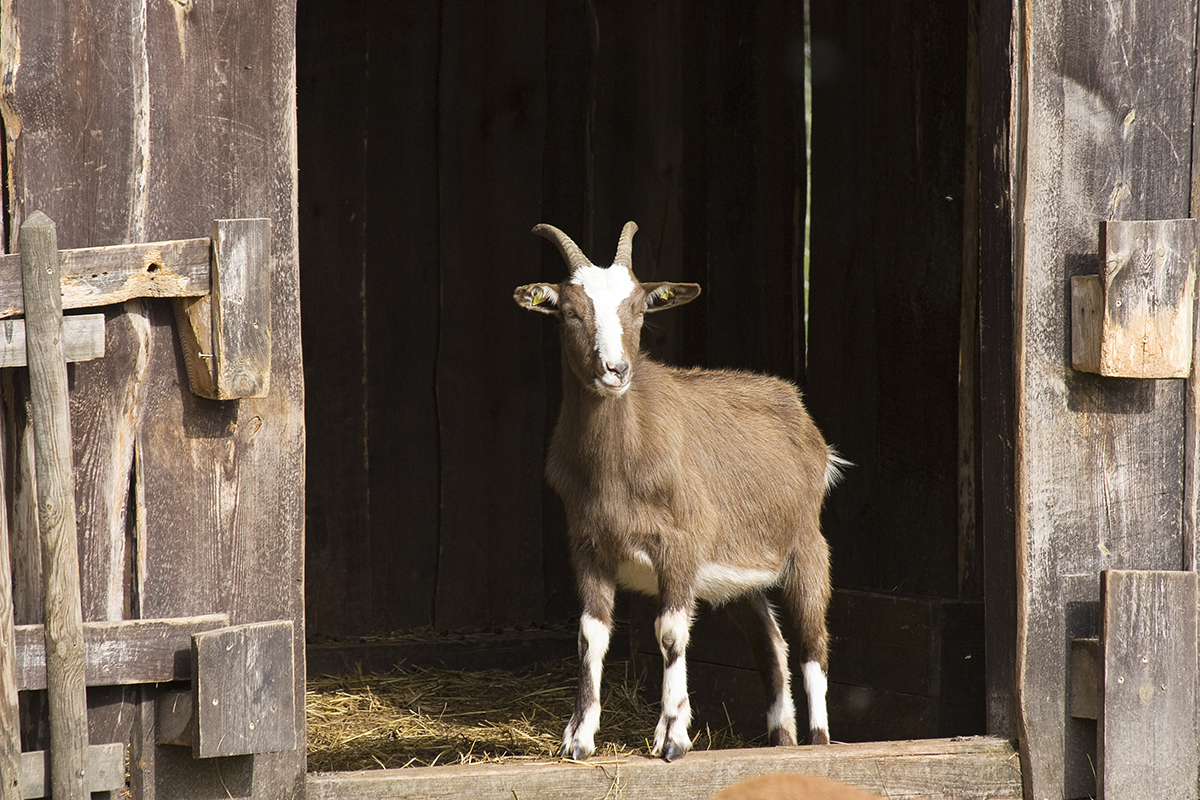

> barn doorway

[{"left": 296, "top": 0, "right": 986, "bottom": 752}]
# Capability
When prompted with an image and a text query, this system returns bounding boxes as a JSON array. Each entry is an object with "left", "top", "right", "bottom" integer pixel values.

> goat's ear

[
  {"left": 514, "top": 283, "right": 562, "bottom": 314},
  {"left": 644, "top": 282, "right": 701, "bottom": 312}
]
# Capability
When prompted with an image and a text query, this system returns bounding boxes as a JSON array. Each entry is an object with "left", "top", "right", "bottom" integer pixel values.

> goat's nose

[{"left": 606, "top": 360, "right": 630, "bottom": 381}]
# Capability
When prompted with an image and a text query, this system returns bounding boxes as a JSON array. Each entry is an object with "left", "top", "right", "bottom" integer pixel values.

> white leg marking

[
  {"left": 652, "top": 608, "right": 693, "bottom": 760},
  {"left": 766, "top": 626, "right": 797, "bottom": 743},
  {"left": 803, "top": 660, "right": 829, "bottom": 738},
  {"left": 563, "top": 613, "right": 611, "bottom": 759}
]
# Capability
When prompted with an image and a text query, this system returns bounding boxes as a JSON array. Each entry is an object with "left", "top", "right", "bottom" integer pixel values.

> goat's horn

[
  {"left": 613, "top": 221, "right": 638, "bottom": 271},
  {"left": 532, "top": 224, "right": 592, "bottom": 273}
]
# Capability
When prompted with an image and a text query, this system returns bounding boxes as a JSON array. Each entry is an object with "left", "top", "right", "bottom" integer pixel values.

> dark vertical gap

[
  {"left": 126, "top": 446, "right": 139, "bottom": 620},
  {"left": 0, "top": 111, "right": 9, "bottom": 253}
]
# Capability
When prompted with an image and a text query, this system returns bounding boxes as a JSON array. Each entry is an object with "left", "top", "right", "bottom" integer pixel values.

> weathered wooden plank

[
  {"left": 134, "top": 0, "right": 307, "bottom": 794},
  {"left": 0, "top": 315, "right": 105, "bottom": 369},
  {"left": 14, "top": 614, "right": 229, "bottom": 690},
  {"left": 1098, "top": 570, "right": 1198, "bottom": 800},
  {"left": 192, "top": 620, "right": 296, "bottom": 758},
  {"left": 305, "top": 737, "right": 1023, "bottom": 800},
  {"left": 1067, "top": 638, "right": 1100, "bottom": 720},
  {"left": 21, "top": 212, "right": 89, "bottom": 800},
  {"left": 0, "top": 239, "right": 209, "bottom": 318},
  {"left": 18, "top": 743, "right": 125, "bottom": 800},
  {"left": 1014, "top": 1, "right": 1199, "bottom": 796},
  {"left": 0, "top": 388, "right": 19, "bottom": 800},
  {"left": 176, "top": 219, "right": 272, "bottom": 400},
  {"left": 1073, "top": 220, "right": 1199, "bottom": 378}
]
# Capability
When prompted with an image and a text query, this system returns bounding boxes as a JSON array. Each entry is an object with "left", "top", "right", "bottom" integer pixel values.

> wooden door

[{"left": 0, "top": 1, "right": 305, "bottom": 797}]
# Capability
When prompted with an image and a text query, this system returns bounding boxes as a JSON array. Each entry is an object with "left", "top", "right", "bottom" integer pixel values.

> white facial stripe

[{"left": 571, "top": 265, "right": 636, "bottom": 368}]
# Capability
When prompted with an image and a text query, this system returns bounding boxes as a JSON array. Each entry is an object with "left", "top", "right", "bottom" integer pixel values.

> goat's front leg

[
  {"left": 650, "top": 596, "right": 695, "bottom": 761},
  {"left": 562, "top": 567, "right": 615, "bottom": 760}
]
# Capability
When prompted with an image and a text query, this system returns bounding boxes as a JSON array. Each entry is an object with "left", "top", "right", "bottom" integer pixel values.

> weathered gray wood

[
  {"left": 0, "top": 238, "right": 210, "bottom": 318},
  {"left": 1067, "top": 637, "right": 1100, "bottom": 720},
  {"left": 1073, "top": 220, "right": 1199, "bottom": 378},
  {"left": 18, "top": 743, "right": 125, "bottom": 799},
  {"left": 14, "top": 614, "right": 229, "bottom": 690},
  {"left": 1098, "top": 570, "right": 1198, "bottom": 800},
  {"left": 175, "top": 219, "right": 272, "bottom": 400},
  {"left": 21, "top": 212, "right": 88, "bottom": 800},
  {"left": 1013, "top": 0, "right": 1199, "bottom": 796},
  {"left": 192, "top": 620, "right": 296, "bottom": 757},
  {"left": 305, "top": 737, "right": 1022, "bottom": 800},
  {"left": 0, "top": 388, "right": 19, "bottom": 800},
  {"left": 0, "top": 315, "right": 105, "bottom": 369}
]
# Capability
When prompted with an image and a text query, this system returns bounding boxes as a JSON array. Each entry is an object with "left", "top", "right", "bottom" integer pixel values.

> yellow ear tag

[
  {"left": 531, "top": 288, "right": 548, "bottom": 306},
  {"left": 657, "top": 287, "right": 674, "bottom": 302}
]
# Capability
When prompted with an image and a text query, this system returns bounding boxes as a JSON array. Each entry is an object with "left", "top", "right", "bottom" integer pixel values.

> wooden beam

[
  {"left": 0, "top": 237, "right": 210, "bottom": 318},
  {"left": 0, "top": 315, "right": 105, "bottom": 369},
  {"left": 14, "top": 614, "right": 229, "bottom": 690},
  {"left": 192, "top": 620, "right": 296, "bottom": 757},
  {"left": 305, "top": 737, "right": 1022, "bottom": 800},
  {"left": 174, "top": 219, "right": 273, "bottom": 400},
  {"left": 1098, "top": 570, "right": 1199, "bottom": 800},
  {"left": 18, "top": 743, "right": 125, "bottom": 800},
  {"left": 21, "top": 212, "right": 89, "bottom": 800}
]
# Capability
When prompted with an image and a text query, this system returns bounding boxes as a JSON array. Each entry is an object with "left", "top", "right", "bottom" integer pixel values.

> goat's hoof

[
  {"left": 809, "top": 728, "right": 830, "bottom": 746},
  {"left": 663, "top": 741, "right": 689, "bottom": 762},
  {"left": 560, "top": 739, "right": 595, "bottom": 761},
  {"left": 768, "top": 728, "right": 798, "bottom": 747}
]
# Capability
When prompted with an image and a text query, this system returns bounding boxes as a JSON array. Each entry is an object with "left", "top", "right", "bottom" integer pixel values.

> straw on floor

[{"left": 306, "top": 657, "right": 758, "bottom": 772}]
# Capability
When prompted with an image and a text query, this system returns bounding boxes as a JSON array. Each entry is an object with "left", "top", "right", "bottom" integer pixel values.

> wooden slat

[
  {"left": 192, "top": 621, "right": 296, "bottom": 757},
  {"left": 1098, "top": 570, "right": 1199, "bottom": 799},
  {"left": 0, "top": 238, "right": 210, "bottom": 318},
  {"left": 18, "top": 743, "right": 125, "bottom": 800},
  {"left": 22, "top": 212, "right": 89, "bottom": 800},
  {"left": 0, "top": 381, "right": 19, "bottom": 800},
  {"left": 0, "top": 315, "right": 105, "bottom": 369},
  {"left": 305, "top": 737, "right": 1023, "bottom": 800},
  {"left": 14, "top": 614, "right": 229, "bottom": 690}
]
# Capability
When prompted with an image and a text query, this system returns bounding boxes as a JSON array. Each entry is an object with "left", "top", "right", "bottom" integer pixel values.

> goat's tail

[{"left": 823, "top": 449, "right": 852, "bottom": 494}]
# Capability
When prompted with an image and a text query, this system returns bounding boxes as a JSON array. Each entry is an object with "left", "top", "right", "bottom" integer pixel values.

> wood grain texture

[
  {"left": 1098, "top": 570, "right": 1198, "bottom": 800},
  {"left": 135, "top": 0, "right": 307, "bottom": 793},
  {"left": 0, "top": 238, "right": 210, "bottom": 318},
  {"left": 192, "top": 621, "right": 296, "bottom": 758},
  {"left": 0, "top": 314, "right": 104, "bottom": 368},
  {"left": 210, "top": 218, "right": 272, "bottom": 399},
  {"left": 0, "top": 393, "right": 19, "bottom": 800},
  {"left": 306, "top": 737, "right": 1023, "bottom": 800},
  {"left": 21, "top": 212, "right": 88, "bottom": 800},
  {"left": 14, "top": 614, "right": 228, "bottom": 690},
  {"left": 1013, "top": 2, "right": 1199, "bottom": 796},
  {"left": 18, "top": 743, "right": 125, "bottom": 800}
]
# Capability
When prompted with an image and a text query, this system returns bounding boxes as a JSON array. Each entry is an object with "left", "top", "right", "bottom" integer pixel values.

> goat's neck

[{"left": 557, "top": 358, "right": 645, "bottom": 457}]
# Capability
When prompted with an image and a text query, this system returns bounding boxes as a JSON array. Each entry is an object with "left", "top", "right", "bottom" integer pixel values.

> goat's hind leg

[
  {"left": 780, "top": 548, "right": 832, "bottom": 745},
  {"left": 562, "top": 573, "right": 615, "bottom": 760},
  {"left": 725, "top": 590, "right": 798, "bottom": 746},
  {"left": 651, "top": 602, "right": 695, "bottom": 761}
]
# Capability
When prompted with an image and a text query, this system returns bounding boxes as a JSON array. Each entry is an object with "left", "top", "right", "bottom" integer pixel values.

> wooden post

[{"left": 20, "top": 212, "right": 88, "bottom": 800}]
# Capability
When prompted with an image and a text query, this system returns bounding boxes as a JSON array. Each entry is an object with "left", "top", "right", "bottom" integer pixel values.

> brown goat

[{"left": 515, "top": 221, "right": 844, "bottom": 762}]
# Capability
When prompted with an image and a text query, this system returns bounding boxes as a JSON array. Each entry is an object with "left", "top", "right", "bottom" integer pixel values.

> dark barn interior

[{"left": 296, "top": 0, "right": 984, "bottom": 745}]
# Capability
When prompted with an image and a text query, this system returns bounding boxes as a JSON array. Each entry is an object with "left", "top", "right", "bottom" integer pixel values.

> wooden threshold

[{"left": 306, "top": 736, "right": 1021, "bottom": 800}]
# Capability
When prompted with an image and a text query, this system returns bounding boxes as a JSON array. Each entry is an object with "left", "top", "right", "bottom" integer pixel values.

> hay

[{"left": 306, "top": 657, "right": 760, "bottom": 772}]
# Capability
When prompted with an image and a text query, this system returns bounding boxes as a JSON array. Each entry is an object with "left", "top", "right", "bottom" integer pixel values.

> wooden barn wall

[
  {"left": 807, "top": 0, "right": 971, "bottom": 601},
  {"left": 1010, "top": 1, "right": 1200, "bottom": 798},
  {"left": 298, "top": 1, "right": 812, "bottom": 636},
  {"left": 1, "top": 0, "right": 306, "bottom": 797}
]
